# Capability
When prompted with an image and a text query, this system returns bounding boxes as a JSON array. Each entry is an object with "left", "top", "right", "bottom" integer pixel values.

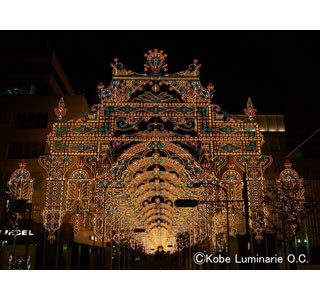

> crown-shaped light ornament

[
  {"left": 244, "top": 97, "right": 257, "bottom": 122},
  {"left": 144, "top": 49, "right": 168, "bottom": 77},
  {"left": 54, "top": 97, "right": 68, "bottom": 121}
]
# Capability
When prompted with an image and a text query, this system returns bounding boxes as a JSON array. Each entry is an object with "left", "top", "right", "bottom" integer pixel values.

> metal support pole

[
  {"left": 243, "top": 173, "right": 250, "bottom": 238},
  {"left": 93, "top": 236, "right": 96, "bottom": 269},
  {"left": 12, "top": 235, "right": 17, "bottom": 267},
  {"left": 110, "top": 222, "right": 113, "bottom": 270},
  {"left": 226, "top": 197, "right": 230, "bottom": 269},
  {"left": 41, "top": 230, "right": 47, "bottom": 269},
  {"left": 282, "top": 216, "right": 288, "bottom": 269},
  {"left": 250, "top": 233, "right": 255, "bottom": 270},
  {"left": 24, "top": 203, "right": 32, "bottom": 269},
  {"left": 305, "top": 222, "right": 310, "bottom": 263},
  {"left": 102, "top": 200, "right": 105, "bottom": 270},
  {"left": 55, "top": 228, "right": 61, "bottom": 269},
  {"left": 77, "top": 244, "right": 81, "bottom": 269},
  {"left": 205, "top": 187, "right": 210, "bottom": 255},
  {"left": 189, "top": 229, "right": 192, "bottom": 270},
  {"left": 265, "top": 233, "right": 269, "bottom": 270},
  {"left": 243, "top": 172, "right": 254, "bottom": 269}
]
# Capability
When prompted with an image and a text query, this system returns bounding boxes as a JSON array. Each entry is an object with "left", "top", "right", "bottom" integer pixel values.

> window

[
  {"left": 14, "top": 113, "right": 48, "bottom": 128},
  {"left": 8, "top": 142, "right": 45, "bottom": 159},
  {"left": 0, "top": 84, "right": 38, "bottom": 96}
]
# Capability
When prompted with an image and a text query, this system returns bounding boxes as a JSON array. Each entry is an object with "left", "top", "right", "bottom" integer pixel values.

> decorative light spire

[
  {"left": 207, "top": 82, "right": 214, "bottom": 92},
  {"left": 144, "top": 49, "right": 168, "bottom": 76},
  {"left": 244, "top": 97, "right": 257, "bottom": 121},
  {"left": 18, "top": 160, "right": 27, "bottom": 169},
  {"left": 97, "top": 82, "right": 105, "bottom": 90},
  {"left": 284, "top": 159, "right": 292, "bottom": 169},
  {"left": 54, "top": 97, "right": 68, "bottom": 121}
]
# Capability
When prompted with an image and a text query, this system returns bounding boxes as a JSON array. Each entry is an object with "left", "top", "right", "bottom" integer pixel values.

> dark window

[
  {"left": 14, "top": 113, "right": 48, "bottom": 128},
  {"left": 0, "top": 143, "right": 6, "bottom": 159},
  {"left": 0, "top": 86, "right": 28, "bottom": 95},
  {"left": 0, "top": 112, "right": 10, "bottom": 123},
  {"left": 0, "top": 84, "right": 38, "bottom": 96},
  {"left": 8, "top": 142, "right": 45, "bottom": 159}
]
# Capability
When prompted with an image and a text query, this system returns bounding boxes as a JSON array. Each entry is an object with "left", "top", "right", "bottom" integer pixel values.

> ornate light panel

[
  {"left": 46, "top": 50, "right": 263, "bottom": 158},
  {"left": 277, "top": 160, "right": 305, "bottom": 234},
  {"left": 8, "top": 161, "right": 34, "bottom": 203}
]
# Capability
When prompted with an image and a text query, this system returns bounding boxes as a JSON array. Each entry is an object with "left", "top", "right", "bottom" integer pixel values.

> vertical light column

[{"left": 39, "top": 155, "right": 66, "bottom": 243}]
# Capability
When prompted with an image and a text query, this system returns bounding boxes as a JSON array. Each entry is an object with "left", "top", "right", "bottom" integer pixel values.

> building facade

[{"left": 0, "top": 52, "right": 89, "bottom": 269}]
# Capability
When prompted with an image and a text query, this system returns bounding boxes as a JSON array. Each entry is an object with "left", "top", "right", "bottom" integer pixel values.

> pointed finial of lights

[
  {"left": 71, "top": 210, "right": 82, "bottom": 236},
  {"left": 244, "top": 97, "right": 257, "bottom": 122},
  {"left": 54, "top": 97, "right": 68, "bottom": 121},
  {"left": 207, "top": 82, "right": 214, "bottom": 91},
  {"left": 144, "top": 49, "right": 168, "bottom": 76},
  {"left": 284, "top": 159, "right": 292, "bottom": 169},
  {"left": 186, "top": 59, "right": 202, "bottom": 76},
  {"left": 110, "top": 58, "right": 125, "bottom": 75},
  {"left": 97, "top": 82, "right": 106, "bottom": 100},
  {"left": 48, "top": 234, "right": 56, "bottom": 244},
  {"left": 227, "top": 158, "right": 235, "bottom": 169},
  {"left": 97, "top": 82, "right": 105, "bottom": 90},
  {"left": 79, "top": 157, "right": 84, "bottom": 168},
  {"left": 18, "top": 160, "right": 27, "bottom": 169},
  {"left": 255, "top": 234, "right": 263, "bottom": 244}
]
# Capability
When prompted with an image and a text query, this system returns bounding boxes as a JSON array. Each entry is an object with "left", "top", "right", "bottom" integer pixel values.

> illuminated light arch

[{"left": 38, "top": 49, "right": 274, "bottom": 251}]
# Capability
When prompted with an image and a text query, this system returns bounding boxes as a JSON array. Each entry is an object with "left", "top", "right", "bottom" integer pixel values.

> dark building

[{"left": 0, "top": 52, "right": 89, "bottom": 269}]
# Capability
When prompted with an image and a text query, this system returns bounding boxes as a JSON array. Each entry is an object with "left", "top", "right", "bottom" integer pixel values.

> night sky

[{"left": 1, "top": 31, "right": 319, "bottom": 147}]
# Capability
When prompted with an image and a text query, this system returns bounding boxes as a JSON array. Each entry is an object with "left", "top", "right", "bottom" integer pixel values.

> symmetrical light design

[
  {"left": 219, "top": 159, "right": 245, "bottom": 238},
  {"left": 39, "top": 50, "right": 273, "bottom": 252},
  {"left": 243, "top": 97, "right": 257, "bottom": 122},
  {"left": 8, "top": 161, "right": 34, "bottom": 203},
  {"left": 277, "top": 160, "right": 305, "bottom": 234},
  {"left": 54, "top": 97, "right": 68, "bottom": 121}
]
